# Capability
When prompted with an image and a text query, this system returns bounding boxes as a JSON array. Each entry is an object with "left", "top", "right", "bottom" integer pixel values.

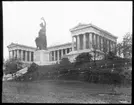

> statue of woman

[
  {"left": 39, "top": 17, "right": 46, "bottom": 37},
  {"left": 35, "top": 17, "right": 47, "bottom": 50}
]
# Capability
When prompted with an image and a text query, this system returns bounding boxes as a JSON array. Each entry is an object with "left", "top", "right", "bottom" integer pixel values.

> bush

[
  {"left": 119, "top": 68, "right": 132, "bottom": 85},
  {"left": 58, "top": 58, "right": 73, "bottom": 70},
  {"left": 4, "top": 58, "right": 23, "bottom": 75},
  {"left": 75, "top": 52, "right": 92, "bottom": 66},
  {"left": 27, "top": 63, "right": 38, "bottom": 73}
]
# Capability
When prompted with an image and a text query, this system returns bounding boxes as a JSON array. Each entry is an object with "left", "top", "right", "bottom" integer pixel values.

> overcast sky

[{"left": 3, "top": 1, "right": 132, "bottom": 60}]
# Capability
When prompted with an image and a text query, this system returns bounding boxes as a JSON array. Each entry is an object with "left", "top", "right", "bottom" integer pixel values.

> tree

[
  {"left": 75, "top": 52, "right": 92, "bottom": 65},
  {"left": 116, "top": 32, "right": 132, "bottom": 59},
  {"left": 106, "top": 51, "right": 117, "bottom": 60},
  {"left": 122, "top": 32, "right": 132, "bottom": 58},
  {"left": 116, "top": 43, "right": 122, "bottom": 57},
  {"left": 60, "top": 57, "right": 71, "bottom": 66},
  {"left": 4, "top": 58, "right": 23, "bottom": 76},
  {"left": 59, "top": 57, "right": 71, "bottom": 70}
]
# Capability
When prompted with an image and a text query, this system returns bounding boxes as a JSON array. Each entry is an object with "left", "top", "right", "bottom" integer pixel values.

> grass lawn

[{"left": 2, "top": 80, "right": 131, "bottom": 103}]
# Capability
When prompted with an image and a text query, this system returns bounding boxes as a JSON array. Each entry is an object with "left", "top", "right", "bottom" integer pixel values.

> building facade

[
  {"left": 7, "top": 23, "right": 118, "bottom": 64},
  {"left": 7, "top": 42, "right": 72, "bottom": 64}
]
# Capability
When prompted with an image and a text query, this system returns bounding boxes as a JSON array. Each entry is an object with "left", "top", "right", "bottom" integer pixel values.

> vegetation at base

[
  {"left": 75, "top": 53, "right": 92, "bottom": 65},
  {"left": 12, "top": 52, "right": 131, "bottom": 87},
  {"left": 4, "top": 58, "right": 24, "bottom": 76}
]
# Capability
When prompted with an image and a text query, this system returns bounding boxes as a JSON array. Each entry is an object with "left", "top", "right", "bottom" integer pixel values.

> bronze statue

[{"left": 35, "top": 17, "right": 47, "bottom": 50}]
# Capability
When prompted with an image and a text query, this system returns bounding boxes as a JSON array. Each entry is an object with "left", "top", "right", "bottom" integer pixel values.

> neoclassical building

[{"left": 7, "top": 23, "right": 118, "bottom": 64}]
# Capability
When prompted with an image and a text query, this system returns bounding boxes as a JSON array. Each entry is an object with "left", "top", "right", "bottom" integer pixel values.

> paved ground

[{"left": 2, "top": 80, "right": 131, "bottom": 103}]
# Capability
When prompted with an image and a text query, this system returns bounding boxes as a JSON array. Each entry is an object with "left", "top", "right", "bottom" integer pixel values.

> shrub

[
  {"left": 27, "top": 63, "right": 38, "bottom": 73},
  {"left": 59, "top": 58, "right": 72, "bottom": 70},
  {"left": 75, "top": 52, "right": 92, "bottom": 66},
  {"left": 4, "top": 58, "right": 23, "bottom": 76}
]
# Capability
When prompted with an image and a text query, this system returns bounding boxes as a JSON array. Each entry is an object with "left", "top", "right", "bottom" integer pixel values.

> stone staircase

[{"left": 3, "top": 67, "right": 28, "bottom": 81}]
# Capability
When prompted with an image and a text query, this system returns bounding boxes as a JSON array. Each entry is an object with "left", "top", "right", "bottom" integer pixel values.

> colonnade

[
  {"left": 49, "top": 48, "right": 72, "bottom": 61},
  {"left": 72, "top": 32, "right": 116, "bottom": 53},
  {"left": 9, "top": 49, "right": 34, "bottom": 62}
]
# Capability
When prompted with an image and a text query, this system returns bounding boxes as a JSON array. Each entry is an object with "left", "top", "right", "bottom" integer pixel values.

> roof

[
  {"left": 7, "top": 43, "right": 36, "bottom": 49},
  {"left": 47, "top": 42, "right": 72, "bottom": 49},
  {"left": 7, "top": 42, "right": 72, "bottom": 49},
  {"left": 70, "top": 23, "right": 118, "bottom": 39}
]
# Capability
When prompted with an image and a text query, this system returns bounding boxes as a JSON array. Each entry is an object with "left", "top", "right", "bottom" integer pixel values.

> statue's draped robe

[{"left": 35, "top": 27, "right": 47, "bottom": 50}]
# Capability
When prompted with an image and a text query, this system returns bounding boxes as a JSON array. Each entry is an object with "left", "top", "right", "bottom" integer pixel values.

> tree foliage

[
  {"left": 105, "top": 51, "right": 117, "bottom": 60},
  {"left": 75, "top": 52, "right": 92, "bottom": 65},
  {"left": 60, "top": 57, "right": 71, "bottom": 65},
  {"left": 116, "top": 32, "right": 132, "bottom": 58},
  {"left": 4, "top": 58, "right": 23, "bottom": 75},
  {"left": 59, "top": 57, "right": 71, "bottom": 70}
]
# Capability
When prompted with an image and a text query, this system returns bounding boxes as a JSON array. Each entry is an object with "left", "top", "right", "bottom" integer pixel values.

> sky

[{"left": 3, "top": 1, "right": 132, "bottom": 60}]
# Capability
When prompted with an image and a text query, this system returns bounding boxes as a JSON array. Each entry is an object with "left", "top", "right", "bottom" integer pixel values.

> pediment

[
  {"left": 7, "top": 43, "right": 17, "bottom": 48},
  {"left": 71, "top": 23, "right": 89, "bottom": 31}
]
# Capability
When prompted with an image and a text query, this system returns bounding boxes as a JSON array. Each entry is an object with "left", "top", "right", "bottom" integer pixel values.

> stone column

[
  {"left": 111, "top": 41, "right": 113, "bottom": 51},
  {"left": 14, "top": 50, "right": 16, "bottom": 58},
  {"left": 12, "top": 50, "right": 14, "bottom": 58},
  {"left": 11, "top": 51, "right": 13, "bottom": 58},
  {"left": 89, "top": 33, "right": 92, "bottom": 49},
  {"left": 75, "top": 36, "right": 77, "bottom": 50},
  {"left": 103, "top": 38, "right": 105, "bottom": 52},
  {"left": 13, "top": 50, "right": 15, "bottom": 58},
  {"left": 93, "top": 33, "right": 96, "bottom": 45},
  {"left": 69, "top": 48, "right": 71, "bottom": 52},
  {"left": 25, "top": 51, "right": 27, "bottom": 61},
  {"left": 17, "top": 50, "right": 19, "bottom": 59},
  {"left": 109, "top": 40, "right": 111, "bottom": 52},
  {"left": 97, "top": 35, "right": 99, "bottom": 50},
  {"left": 110, "top": 41, "right": 112, "bottom": 52},
  {"left": 96, "top": 34, "right": 98, "bottom": 49},
  {"left": 65, "top": 49, "right": 67, "bottom": 54},
  {"left": 99, "top": 36, "right": 101, "bottom": 51},
  {"left": 107, "top": 40, "right": 109, "bottom": 52},
  {"left": 49, "top": 52, "right": 52, "bottom": 61},
  {"left": 105, "top": 39, "right": 108, "bottom": 52},
  {"left": 16, "top": 50, "right": 17, "bottom": 58},
  {"left": 12, "top": 50, "right": 13, "bottom": 58},
  {"left": 53, "top": 51, "right": 56, "bottom": 61},
  {"left": 29, "top": 51, "right": 31, "bottom": 62},
  {"left": 115, "top": 42, "right": 117, "bottom": 54},
  {"left": 61, "top": 49, "right": 63, "bottom": 58},
  {"left": 72, "top": 36, "right": 74, "bottom": 51},
  {"left": 83, "top": 33, "right": 86, "bottom": 49},
  {"left": 93, "top": 33, "right": 96, "bottom": 47},
  {"left": 101, "top": 36, "right": 103, "bottom": 51},
  {"left": 21, "top": 50, "right": 23, "bottom": 61},
  {"left": 77, "top": 35, "right": 80, "bottom": 50},
  {"left": 113, "top": 42, "right": 116, "bottom": 52},
  {"left": 57, "top": 50, "right": 59, "bottom": 62}
]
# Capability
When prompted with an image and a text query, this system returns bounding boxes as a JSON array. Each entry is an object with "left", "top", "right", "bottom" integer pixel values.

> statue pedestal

[{"left": 34, "top": 50, "right": 50, "bottom": 66}]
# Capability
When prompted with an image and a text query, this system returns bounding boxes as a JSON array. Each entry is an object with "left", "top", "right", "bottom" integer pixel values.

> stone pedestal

[{"left": 34, "top": 50, "right": 50, "bottom": 65}]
